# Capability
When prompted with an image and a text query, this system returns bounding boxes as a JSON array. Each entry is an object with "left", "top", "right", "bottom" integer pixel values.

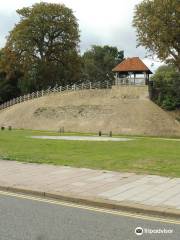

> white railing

[
  {"left": 0, "top": 81, "right": 111, "bottom": 111},
  {"left": 115, "top": 77, "right": 146, "bottom": 85}
]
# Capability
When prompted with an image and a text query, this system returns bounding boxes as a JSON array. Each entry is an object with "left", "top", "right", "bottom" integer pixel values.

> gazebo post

[
  {"left": 134, "top": 73, "right": 136, "bottom": 85},
  {"left": 144, "top": 72, "right": 147, "bottom": 85},
  {"left": 115, "top": 72, "right": 118, "bottom": 85},
  {"left": 145, "top": 73, "right": 149, "bottom": 85}
]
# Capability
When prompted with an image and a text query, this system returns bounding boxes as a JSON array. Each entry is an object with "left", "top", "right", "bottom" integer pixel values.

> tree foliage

[
  {"left": 4, "top": 2, "right": 81, "bottom": 92},
  {"left": 150, "top": 65, "right": 180, "bottom": 110},
  {"left": 0, "top": 48, "right": 21, "bottom": 104},
  {"left": 81, "top": 45, "right": 124, "bottom": 83},
  {"left": 133, "top": 0, "right": 180, "bottom": 71}
]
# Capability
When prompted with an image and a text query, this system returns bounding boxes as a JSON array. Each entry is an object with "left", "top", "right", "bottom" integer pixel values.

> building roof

[{"left": 112, "top": 57, "right": 152, "bottom": 74}]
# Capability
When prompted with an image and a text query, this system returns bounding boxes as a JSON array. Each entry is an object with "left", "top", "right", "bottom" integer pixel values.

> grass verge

[{"left": 0, "top": 129, "right": 180, "bottom": 177}]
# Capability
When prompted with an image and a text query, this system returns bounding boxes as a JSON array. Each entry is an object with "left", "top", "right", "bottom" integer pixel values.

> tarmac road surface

[{"left": 0, "top": 191, "right": 179, "bottom": 240}]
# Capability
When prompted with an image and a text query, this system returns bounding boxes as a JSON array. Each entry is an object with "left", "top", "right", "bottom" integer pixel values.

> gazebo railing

[{"left": 115, "top": 77, "right": 146, "bottom": 85}]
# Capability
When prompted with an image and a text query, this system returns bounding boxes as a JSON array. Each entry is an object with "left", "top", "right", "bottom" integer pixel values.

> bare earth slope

[{"left": 0, "top": 86, "right": 180, "bottom": 136}]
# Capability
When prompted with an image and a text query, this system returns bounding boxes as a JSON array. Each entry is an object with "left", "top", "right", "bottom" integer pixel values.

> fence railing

[{"left": 0, "top": 81, "right": 112, "bottom": 111}]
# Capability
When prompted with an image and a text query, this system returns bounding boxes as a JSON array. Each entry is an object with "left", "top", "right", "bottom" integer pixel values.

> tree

[
  {"left": 5, "top": 2, "right": 81, "bottom": 92},
  {"left": 133, "top": 0, "right": 180, "bottom": 71},
  {"left": 0, "top": 71, "right": 21, "bottom": 104},
  {"left": 150, "top": 65, "right": 180, "bottom": 110},
  {"left": 81, "top": 45, "right": 124, "bottom": 83},
  {"left": 0, "top": 48, "right": 21, "bottom": 104}
]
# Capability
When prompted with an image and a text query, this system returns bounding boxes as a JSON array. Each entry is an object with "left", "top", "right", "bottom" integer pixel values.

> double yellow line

[{"left": 0, "top": 190, "right": 180, "bottom": 225}]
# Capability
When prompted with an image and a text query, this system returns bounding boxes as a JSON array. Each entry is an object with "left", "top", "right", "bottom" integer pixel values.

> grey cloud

[
  {"left": 0, "top": 1, "right": 146, "bottom": 58},
  {"left": 79, "top": 23, "right": 147, "bottom": 58},
  {"left": 0, "top": 11, "right": 147, "bottom": 61},
  {"left": 0, "top": 11, "right": 19, "bottom": 48}
]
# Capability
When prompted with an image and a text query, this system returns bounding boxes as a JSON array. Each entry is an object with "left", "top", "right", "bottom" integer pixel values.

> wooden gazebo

[{"left": 112, "top": 57, "right": 152, "bottom": 85}]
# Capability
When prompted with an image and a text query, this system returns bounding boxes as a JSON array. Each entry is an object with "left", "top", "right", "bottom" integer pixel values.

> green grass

[{"left": 0, "top": 129, "right": 180, "bottom": 177}]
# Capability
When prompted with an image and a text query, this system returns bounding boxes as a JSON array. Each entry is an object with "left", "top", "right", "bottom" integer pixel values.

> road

[{"left": 0, "top": 191, "right": 179, "bottom": 240}]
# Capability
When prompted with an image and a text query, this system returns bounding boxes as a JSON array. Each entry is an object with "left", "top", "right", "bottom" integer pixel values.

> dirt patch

[{"left": 34, "top": 105, "right": 113, "bottom": 120}]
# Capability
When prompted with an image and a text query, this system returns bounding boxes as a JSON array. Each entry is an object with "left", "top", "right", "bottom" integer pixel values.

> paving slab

[{"left": 0, "top": 160, "right": 180, "bottom": 218}]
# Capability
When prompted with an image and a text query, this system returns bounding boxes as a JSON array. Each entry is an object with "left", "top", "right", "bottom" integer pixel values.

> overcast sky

[{"left": 0, "top": 0, "right": 162, "bottom": 71}]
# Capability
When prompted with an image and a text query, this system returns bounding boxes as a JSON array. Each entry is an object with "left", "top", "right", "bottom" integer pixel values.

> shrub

[
  {"left": 151, "top": 65, "right": 180, "bottom": 110},
  {"left": 161, "top": 96, "right": 177, "bottom": 110}
]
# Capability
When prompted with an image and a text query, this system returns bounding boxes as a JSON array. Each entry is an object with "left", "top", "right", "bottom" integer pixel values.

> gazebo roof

[{"left": 112, "top": 57, "right": 152, "bottom": 74}]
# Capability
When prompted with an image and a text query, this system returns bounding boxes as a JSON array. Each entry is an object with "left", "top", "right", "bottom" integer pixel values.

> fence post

[
  {"left": 67, "top": 85, "right": 69, "bottom": 91},
  {"left": 90, "top": 82, "right": 92, "bottom": 89}
]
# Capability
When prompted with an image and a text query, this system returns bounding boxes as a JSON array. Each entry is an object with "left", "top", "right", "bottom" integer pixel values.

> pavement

[{"left": 0, "top": 160, "right": 180, "bottom": 218}]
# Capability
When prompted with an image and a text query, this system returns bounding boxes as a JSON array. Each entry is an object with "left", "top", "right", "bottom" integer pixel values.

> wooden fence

[{"left": 0, "top": 81, "right": 111, "bottom": 111}]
